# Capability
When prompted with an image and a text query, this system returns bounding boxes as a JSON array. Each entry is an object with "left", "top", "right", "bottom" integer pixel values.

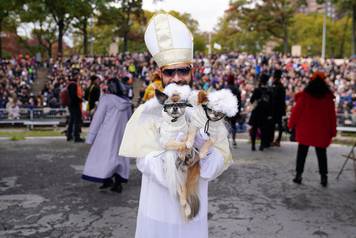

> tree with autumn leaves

[
  {"left": 213, "top": 0, "right": 355, "bottom": 57},
  {"left": 1, "top": 0, "right": 209, "bottom": 58}
]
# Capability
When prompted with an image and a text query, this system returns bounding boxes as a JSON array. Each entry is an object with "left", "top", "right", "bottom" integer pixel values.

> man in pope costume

[{"left": 119, "top": 14, "right": 233, "bottom": 238}]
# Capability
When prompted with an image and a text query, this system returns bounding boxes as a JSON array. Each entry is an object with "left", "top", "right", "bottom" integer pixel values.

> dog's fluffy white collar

[
  {"left": 207, "top": 89, "right": 238, "bottom": 117},
  {"left": 189, "top": 89, "right": 238, "bottom": 117}
]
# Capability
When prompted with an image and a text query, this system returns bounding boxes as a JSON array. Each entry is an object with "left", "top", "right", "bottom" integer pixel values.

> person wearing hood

[
  {"left": 288, "top": 71, "right": 336, "bottom": 187},
  {"left": 81, "top": 78, "right": 132, "bottom": 193}
]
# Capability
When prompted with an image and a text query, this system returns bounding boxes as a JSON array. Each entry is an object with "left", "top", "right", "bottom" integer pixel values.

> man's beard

[{"left": 163, "top": 80, "right": 192, "bottom": 87}]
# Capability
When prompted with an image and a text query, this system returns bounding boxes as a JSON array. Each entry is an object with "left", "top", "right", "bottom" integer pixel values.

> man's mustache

[{"left": 171, "top": 81, "right": 188, "bottom": 86}]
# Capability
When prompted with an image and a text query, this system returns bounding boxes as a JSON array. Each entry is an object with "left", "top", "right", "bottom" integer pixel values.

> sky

[{"left": 142, "top": 0, "right": 231, "bottom": 32}]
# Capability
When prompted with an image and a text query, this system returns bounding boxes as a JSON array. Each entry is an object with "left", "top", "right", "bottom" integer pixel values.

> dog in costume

[
  {"left": 183, "top": 89, "right": 238, "bottom": 217},
  {"left": 142, "top": 83, "right": 200, "bottom": 219}
]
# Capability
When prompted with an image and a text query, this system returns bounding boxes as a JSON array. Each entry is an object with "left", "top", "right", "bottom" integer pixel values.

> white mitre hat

[{"left": 144, "top": 13, "right": 193, "bottom": 67}]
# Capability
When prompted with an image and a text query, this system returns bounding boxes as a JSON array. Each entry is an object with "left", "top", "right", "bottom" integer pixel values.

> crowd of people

[
  {"left": 0, "top": 52, "right": 355, "bottom": 128},
  {"left": 187, "top": 53, "right": 356, "bottom": 128},
  {"left": 0, "top": 55, "right": 39, "bottom": 119},
  {"left": 40, "top": 54, "right": 145, "bottom": 110}
]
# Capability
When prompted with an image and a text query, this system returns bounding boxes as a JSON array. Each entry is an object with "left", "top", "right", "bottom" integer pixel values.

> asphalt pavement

[{"left": 0, "top": 139, "right": 355, "bottom": 238}]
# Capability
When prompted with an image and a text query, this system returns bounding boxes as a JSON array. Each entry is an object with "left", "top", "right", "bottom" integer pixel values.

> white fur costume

[{"left": 158, "top": 112, "right": 188, "bottom": 199}]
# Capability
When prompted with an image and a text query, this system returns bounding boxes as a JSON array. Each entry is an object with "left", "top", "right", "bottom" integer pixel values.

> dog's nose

[{"left": 173, "top": 106, "right": 178, "bottom": 112}]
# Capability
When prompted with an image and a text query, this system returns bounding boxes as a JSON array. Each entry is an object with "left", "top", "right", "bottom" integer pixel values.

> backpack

[
  {"left": 60, "top": 82, "right": 75, "bottom": 106},
  {"left": 60, "top": 87, "right": 70, "bottom": 106}
]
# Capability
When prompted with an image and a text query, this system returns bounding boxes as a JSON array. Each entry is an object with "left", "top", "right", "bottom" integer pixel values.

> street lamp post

[
  {"left": 208, "top": 32, "right": 212, "bottom": 55},
  {"left": 89, "top": 17, "right": 94, "bottom": 56},
  {"left": 321, "top": 1, "right": 328, "bottom": 60}
]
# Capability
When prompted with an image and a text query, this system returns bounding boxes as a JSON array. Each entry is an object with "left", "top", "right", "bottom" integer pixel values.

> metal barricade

[{"left": 0, "top": 108, "right": 68, "bottom": 126}]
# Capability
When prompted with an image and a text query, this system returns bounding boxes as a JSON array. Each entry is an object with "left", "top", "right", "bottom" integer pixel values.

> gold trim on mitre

[{"left": 153, "top": 48, "right": 193, "bottom": 68}]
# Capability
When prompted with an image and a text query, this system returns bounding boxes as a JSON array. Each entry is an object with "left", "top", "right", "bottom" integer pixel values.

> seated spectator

[{"left": 7, "top": 96, "right": 20, "bottom": 120}]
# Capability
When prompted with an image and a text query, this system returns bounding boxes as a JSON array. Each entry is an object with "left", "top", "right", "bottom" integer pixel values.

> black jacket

[
  {"left": 68, "top": 83, "right": 81, "bottom": 110},
  {"left": 248, "top": 86, "right": 273, "bottom": 127},
  {"left": 271, "top": 82, "right": 286, "bottom": 119}
]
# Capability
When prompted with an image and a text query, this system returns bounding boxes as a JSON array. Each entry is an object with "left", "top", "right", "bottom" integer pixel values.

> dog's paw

[
  {"left": 177, "top": 142, "right": 187, "bottom": 152},
  {"left": 184, "top": 205, "right": 191, "bottom": 217}
]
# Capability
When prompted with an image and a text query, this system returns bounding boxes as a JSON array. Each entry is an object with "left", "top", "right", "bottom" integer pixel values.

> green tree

[
  {"left": 20, "top": 1, "right": 56, "bottom": 58},
  {"left": 316, "top": 0, "right": 356, "bottom": 55},
  {"left": 0, "top": 1, "right": 21, "bottom": 58},
  {"left": 91, "top": 24, "right": 114, "bottom": 55},
  {"left": 194, "top": 33, "right": 207, "bottom": 53},
  {"left": 167, "top": 10, "right": 199, "bottom": 33},
  {"left": 213, "top": 2, "right": 268, "bottom": 54},
  {"left": 98, "top": 0, "right": 144, "bottom": 52},
  {"left": 335, "top": 0, "right": 356, "bottom": 55},
  {"left": 229, "top": 0, "right": 305, "bottom": 54},
  {"left": 165, "top": 10, "right": 206, "bottom": 53},
  {"left": 31, "top": 20, "right": 57, "bottom": 58},
  {"left": 75, "top": 8, "right": 147, "bottom": 55},
  {"left": 43, "top": 0, "right": 76, "bottom": 57},
  {"left": 22, "top": 0, "right": 77, "bottom": 57},
  {"left": 71, "top": 0, "right": 96, "bottom": 56},
  {"left": 75, "top": 7, "right": 203, "bottom": 54},
  {"left": 289, "top": 13, "right": 352, "bottom": 57}
]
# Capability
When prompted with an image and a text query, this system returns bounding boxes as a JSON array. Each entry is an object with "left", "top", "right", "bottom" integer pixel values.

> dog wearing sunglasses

[
  {"left": 184, "top": 90, "right": 238, "bottom": 200},
  {"left": 151, "top": 84, "right": 201, "bottom": 220},
  {"left": 186, "top": 90, "right": 238, "bottom": 158}
]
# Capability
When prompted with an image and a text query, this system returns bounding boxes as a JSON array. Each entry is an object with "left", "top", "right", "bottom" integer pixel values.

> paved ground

[{"left": 0, "top": 139, "right": 355, "bottom": 238}]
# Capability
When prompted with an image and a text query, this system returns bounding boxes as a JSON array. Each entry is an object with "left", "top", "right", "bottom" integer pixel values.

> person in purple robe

[{"left": 82, "top": 77, "right": 132, "bottom": 193}]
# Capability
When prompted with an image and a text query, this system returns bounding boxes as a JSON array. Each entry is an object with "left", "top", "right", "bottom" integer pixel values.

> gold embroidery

[{"left": 153, "top": 48, "right": 192, "bottom": 67}]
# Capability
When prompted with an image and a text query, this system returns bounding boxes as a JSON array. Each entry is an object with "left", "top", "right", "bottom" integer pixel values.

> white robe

[
  {"left": 119, "top": 104, "right": 232, "bottom": 238},
  {"left": 135, "top": 147, "right": 224, "bottom": 238}
]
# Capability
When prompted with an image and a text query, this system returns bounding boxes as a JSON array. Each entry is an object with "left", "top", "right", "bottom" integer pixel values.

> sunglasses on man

[{"left": 162, "top": 66, "right": 191, "bottom": 77}]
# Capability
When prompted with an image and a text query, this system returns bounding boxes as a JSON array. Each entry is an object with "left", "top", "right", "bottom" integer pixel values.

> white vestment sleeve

[
  {"left": 136, "top": 152, "right": 168, "bottom": 188},
  {"left": 199, "top": 148, "right": 225, "bottom": 181}
]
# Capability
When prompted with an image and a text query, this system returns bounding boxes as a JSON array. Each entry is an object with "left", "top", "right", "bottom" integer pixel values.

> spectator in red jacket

[{"left": 288, "top": 71, "right": 336, "bottom": 187}]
